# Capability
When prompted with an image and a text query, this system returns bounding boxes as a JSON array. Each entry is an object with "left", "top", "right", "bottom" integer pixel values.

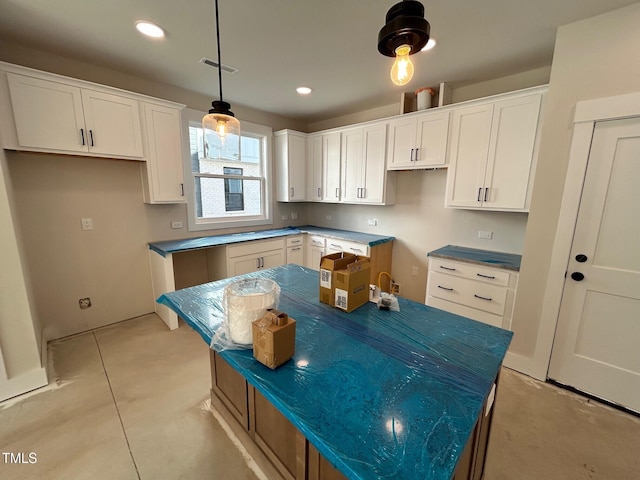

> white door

[{"left": 548, "top": 117, "right": 640, "bottom": 413}]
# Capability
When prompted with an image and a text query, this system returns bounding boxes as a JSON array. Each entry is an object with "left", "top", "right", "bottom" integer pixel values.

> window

[
  {"left": 223, "top": 167, "right": 244, "bottom": 212},
  {"left": 182, "top": 108, "right": 272, "bottom": 231}
]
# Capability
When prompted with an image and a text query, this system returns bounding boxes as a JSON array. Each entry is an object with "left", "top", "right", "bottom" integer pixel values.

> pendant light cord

[{"left": 215, "top": 0, "right": 223, "bottom": 102}]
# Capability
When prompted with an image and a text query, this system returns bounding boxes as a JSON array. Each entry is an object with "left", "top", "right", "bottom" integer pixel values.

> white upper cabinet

[
  {"left": 341, "top": 122, "right": 395, "bottom": 204},
  {"left": 323, "top": 132, "right": 342, "bottom": 202},
  {"left": 5, "top": 72, "right": 143, "bottom": 159},
  {"left": 387, "top": 110, "right": 450, "bottom": 170},
  {"left": 275, "top": 130, "right": 306, "bottom": 202},
  {"left": 141, "top": 102, "right": 185, "bottom": 204},
  {"left": 306, "top": 131, "right": 341, "bottom": 202},
  {"left": 306, "top": 133, "right": 323, "bottom": 202},
  {"left": 445, "top": 90, "right": 544, "bottom": 211}
]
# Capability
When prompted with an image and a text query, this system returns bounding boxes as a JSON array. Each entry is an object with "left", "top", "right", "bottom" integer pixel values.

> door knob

[
  {"left": 575, "top": 254, "right": 588, "bottom": 263},
  {"left": 571, "top": 272, "right": 585, "bottom": 281}
]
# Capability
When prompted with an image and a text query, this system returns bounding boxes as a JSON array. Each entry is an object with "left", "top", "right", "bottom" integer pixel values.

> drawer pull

[
  {"left": 474, "top": 294, "right": 492, "bottom": 301},
  {"left": 350, "top": 248, "right": 364, "bottom": 253},
  {"left": 330, "top": 243, "right": 342, "bottom": 249},
  {"left": 291, "top": 247, "right": 302, "bottom": 251},
  {"left": 438, "top": 285, "right": 454, "bottom": 291},
  {"left": 476, "top": 273, "right": 496, "bottom": 279},
  {"left": 440, "top": 266, "right": 456, "bottom": 271}
]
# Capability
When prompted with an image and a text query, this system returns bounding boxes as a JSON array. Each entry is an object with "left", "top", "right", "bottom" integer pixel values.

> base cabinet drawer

[
  {"left": 426, "top": 257, "right": 518, "bottom": 331},
  {"left": 428, "top": 271, "right": 508, "bottom": 316}
]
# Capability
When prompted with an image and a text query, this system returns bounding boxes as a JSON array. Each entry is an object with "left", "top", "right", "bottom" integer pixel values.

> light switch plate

[{"left": 478, "top": 230, "right": 493, "bottom": 239}]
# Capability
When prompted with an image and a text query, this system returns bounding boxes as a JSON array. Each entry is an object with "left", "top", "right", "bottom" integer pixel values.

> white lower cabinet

[
  {"left": 425, "top": 257, "right": 518, "bottom": 330},
  {"left": 325, "top": 238, "right": 369, "bottom": 256},
  {"left": 305, "top": 235, "right": 326, "bottom": 270},
  {"left": 286, "top": 235, "right": 305, "bottom": 266},
  {"left": 226, "top": 238, "right": 286, "bottom": 277}
]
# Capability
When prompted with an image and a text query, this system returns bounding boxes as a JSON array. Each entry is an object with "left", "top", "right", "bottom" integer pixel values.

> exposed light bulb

[
  {"left": 390, "top": 45, "right": 414, "bottom": 86},
  {"left": 216, "top": 120, "right": 227, "bottom": 138}
]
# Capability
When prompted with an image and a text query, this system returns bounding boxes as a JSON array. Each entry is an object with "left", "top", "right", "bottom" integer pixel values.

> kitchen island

[{"left": 157, "top": 265, "right": 512, "bottom": 480}]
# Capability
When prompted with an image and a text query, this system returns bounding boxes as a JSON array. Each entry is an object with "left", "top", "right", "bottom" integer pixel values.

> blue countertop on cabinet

[
  {"left": 157, "top": 265, "right": 512, "bottom": 480},
  {"left": 148, "top": 226, "right": 394, "bottom": 257},
  {"left": 428, "top": 245, "right": 522, "bottom": 271}
]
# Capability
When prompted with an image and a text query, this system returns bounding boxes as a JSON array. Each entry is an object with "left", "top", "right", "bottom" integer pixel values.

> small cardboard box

[
  {"left": 319, "top": 252, "right": 357, "bottom": 307},
  {"left": 333, "top": 255, "right": 371, "bottom": 312},
  {"left": 252, "top": 309, "right": 296, "bottom": 369}
]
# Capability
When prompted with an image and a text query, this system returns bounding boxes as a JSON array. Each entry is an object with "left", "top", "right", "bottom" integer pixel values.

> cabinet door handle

[
  {"left": 336, "top": 188, "right": 340, "bottom": 198},
  {"left": 415, "top": 147, "right": 420, "bottom": 161},
  {"left": 291, "top": 187, "right": 294, "bottom": 197},
  {"left": 318, "top": 187, "right": 321, "bottom": 198},
  {"left": 410, "top": 148, "right": 415, "bottom": 161},
  {"left": 477, "top": 187, "right": 483, "bottom": 202},
  {"left": 180, "top": 183, "right": 184, "bottom": 196},
  {"left": 439, "top": 265, "right": 456, "bottom": 271},
  {"left": 256, "top": 258, "right": 261, "bottom": 269},
  {"left": 484, "top": 187, "right": 489, "bottom": 202},
  {"left": 89, "top": 129, "right": 94, "bottom": 147},
  {"left": 474, "top": 294, "right": 493, "bottom": 301},
  {"left": 476, "top": 273, "right": 496, "bottom": 279},
  {"left": 438, "top": 285, "right": 454, "bottom": 291},
  {"left": 80, "top": 128, "right": 85, "bottom": 146}
]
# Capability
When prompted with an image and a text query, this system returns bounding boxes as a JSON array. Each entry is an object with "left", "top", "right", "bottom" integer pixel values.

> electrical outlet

[
  {"left": 291, "top": 212, "right": 298, "bottom": 220},
  {"left": 171, "top": 221, "right": 183, "bottom": 229},
  {"left": 281, "top": 214, "right": 288, "bottom": 221},
  {"left": 79, "top": 297, "right": 92, "bottom": 309},
  {"left": 411, "top": 266, "right": 419, "bottom": 277},
  {"left": 390, "top": 281, "right": 400, "bottom": 295},
  {"left": 325, "top": 215, "right": 332, "bottom": 221},
  {"left": 478, "top": 230, "right": 493, "bottom": 239},
  {"left": 367, "top": 218, "right": 378, "bottom": 226},
  {"left": 81, "top": 217, "right": 93, "bottom": 231}
]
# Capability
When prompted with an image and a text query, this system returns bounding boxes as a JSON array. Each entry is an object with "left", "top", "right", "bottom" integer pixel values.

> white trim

[
  {"left": 534, "top": 91, "right": 640, "bottom": 380},
  {"left": 0, "top": 366, "right": 48, "bottom": 403}
]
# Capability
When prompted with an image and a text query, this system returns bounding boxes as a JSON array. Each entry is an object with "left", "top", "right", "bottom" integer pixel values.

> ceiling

[{"left": 0, "top": 0, "right": 636, "bottom": 124}]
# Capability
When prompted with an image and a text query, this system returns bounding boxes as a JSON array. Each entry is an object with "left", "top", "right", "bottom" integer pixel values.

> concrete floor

[{"left": 1, "top": 313, "right": 638, "bottom": 479}]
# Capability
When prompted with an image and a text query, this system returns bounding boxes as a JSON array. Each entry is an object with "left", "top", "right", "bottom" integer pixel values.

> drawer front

[
  {"left": 325, "top": 238, "right": 369, "bottom": 256},
  {"left": 429, "top": 258, "right": 510, "bottom": 287},
  {"left": 227, "top": 238, "right": 285, "bottom": 258},
  {"left": 286, "top": 235, "right": 303, "bottom": 247},
  {"left": 428, "top": 271, "right": 508, "bottom": 316},
  {"left": 307, "top": 235, "right": 326, "bottom": 248}
]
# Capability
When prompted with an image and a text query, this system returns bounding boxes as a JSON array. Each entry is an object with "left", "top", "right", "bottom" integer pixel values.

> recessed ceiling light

[
  {"left": 135, "top": 21, "right": 165, "bottom": 39},
  {"left": 421, "top": 37, "right": 436, "bottom": 51},
  {"left": 296, "top": 86, "right": 312, "bottom": 95}
]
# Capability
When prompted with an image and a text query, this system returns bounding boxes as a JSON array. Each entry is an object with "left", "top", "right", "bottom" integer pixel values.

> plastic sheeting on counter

[
  {"left": 157, "top": 265, "right": 513, "bottom": 480},
  {"left": 428, "top": 245, "right": 522, "bottom": 271}
]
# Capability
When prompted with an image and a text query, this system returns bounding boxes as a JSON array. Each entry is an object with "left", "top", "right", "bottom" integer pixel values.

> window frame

[{"left": 182, "top": 108, "right": 273, "bottom": 232}]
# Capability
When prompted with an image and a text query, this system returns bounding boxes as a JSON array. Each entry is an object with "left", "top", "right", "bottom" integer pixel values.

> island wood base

[{"left": 209, "top": 350, "right": 499, "bottom": 480}]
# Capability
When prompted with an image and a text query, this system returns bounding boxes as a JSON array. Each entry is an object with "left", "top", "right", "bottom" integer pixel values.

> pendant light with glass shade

[
  {"left": 378, "top": 0, "right": 430, "bottom": 86},
  {"left": 202, "top": 0, "right": 240, "bottom": 160}
]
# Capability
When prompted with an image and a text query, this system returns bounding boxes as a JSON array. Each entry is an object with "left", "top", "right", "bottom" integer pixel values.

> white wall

[
  {"left": 0, "top": 148, "right": 47, "bottom": 400},
  {"left": 511, "top": 2, "right": 640, "bottom": 378},
  {"left": 307, "top": 170, "right": 528, "bottom": 302}
]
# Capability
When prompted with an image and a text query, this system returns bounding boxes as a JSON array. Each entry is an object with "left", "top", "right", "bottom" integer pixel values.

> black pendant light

[
  {"left": 378, "top": 0, "right": 430, "bottom": 86},
  {"left": 202, "top": 0, "right": 240, "bottom": 156}
]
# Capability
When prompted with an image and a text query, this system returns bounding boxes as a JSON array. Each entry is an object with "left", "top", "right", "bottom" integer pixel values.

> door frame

[{"left": 534, "top": 91, "right": 640, "bottom": 380}]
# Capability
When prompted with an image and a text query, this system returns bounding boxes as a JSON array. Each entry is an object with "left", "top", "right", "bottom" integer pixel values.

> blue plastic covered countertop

[
  {"left": 148, "top": 226, "right": 394, "bottom": 257},
  {"left": 428, "top": 245, "right": 522, "bottom": 271},
  {"left": 157, "top": 265, "right": 512, "bottom": 480}
]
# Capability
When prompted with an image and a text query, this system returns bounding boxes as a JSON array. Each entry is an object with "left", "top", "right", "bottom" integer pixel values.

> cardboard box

[
  {"left": 333, "top": 255, "right": 371, "bottom": 312},
  {"left": 319, "top": 252, "right": 357, "bottom": 307},
  {"left": 252, "top": 309, "right": 296, "bottom": 369}
]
